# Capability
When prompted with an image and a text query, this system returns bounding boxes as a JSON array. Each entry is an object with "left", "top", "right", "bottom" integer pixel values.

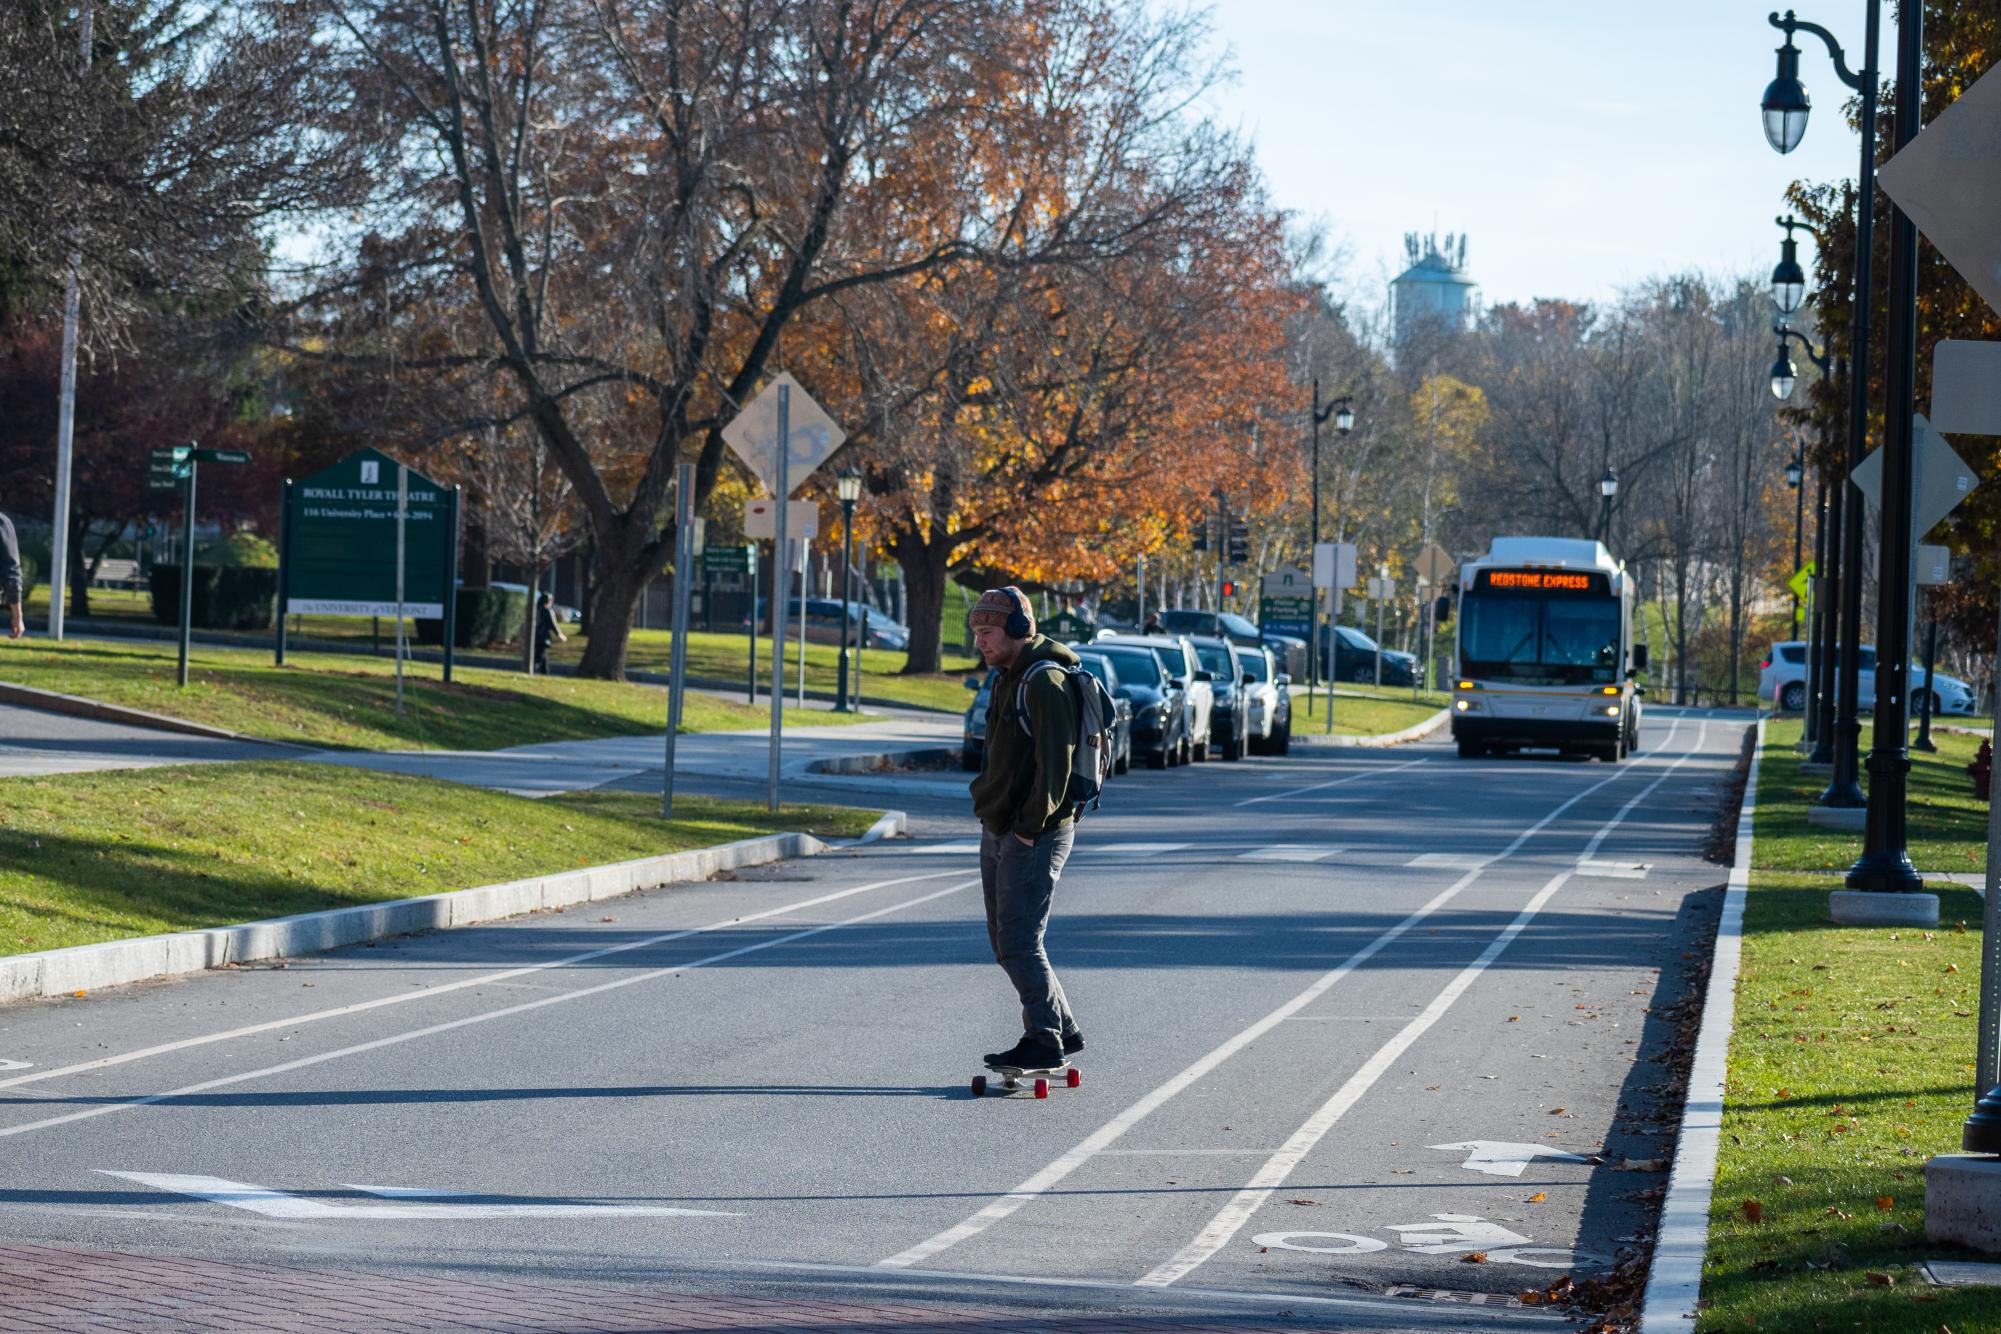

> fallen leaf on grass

[
  {"left": 1865, "top": 1271, "right": 1894, "bottom": 1286},
  {"left": 1741, "top": 1200, "right": 1765, "bottom": 1223},
  {"left": 1946, "top": 964, "right": 1960, "bottom": 974},
  {"left": 1877, "top": 1196, "right": 1895, "bottom": 1210}
]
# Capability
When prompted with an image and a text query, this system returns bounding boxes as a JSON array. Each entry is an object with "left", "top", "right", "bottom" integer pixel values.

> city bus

[{"left": 1450, "top": 536, "right": 1646, "bottom": 761}]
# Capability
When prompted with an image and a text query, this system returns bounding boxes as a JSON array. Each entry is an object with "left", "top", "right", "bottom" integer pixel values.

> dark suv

[{"left": 1189, "top": 635, "right": 1248, "bottom": 760}]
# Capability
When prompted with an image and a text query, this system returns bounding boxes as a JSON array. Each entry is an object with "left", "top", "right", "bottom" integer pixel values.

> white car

[
  {"left": 1757, "top": 640, "right": 1977, "bottom": 715},
  {"left": 1094, "top": 632, "right": 1214, "bottom": 763}
]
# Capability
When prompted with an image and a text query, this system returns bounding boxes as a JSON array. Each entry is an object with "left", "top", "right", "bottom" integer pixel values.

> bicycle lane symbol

[{"left": 1251, "top": 1213, "right": 1610, "bottom": 1270}]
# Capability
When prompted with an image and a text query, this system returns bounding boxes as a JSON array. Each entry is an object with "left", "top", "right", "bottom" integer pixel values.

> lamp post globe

[
  {"left": 1762, "top": 39, "right": 1812, "bottom": 152},
  {"left": 1770, "top": 344, "right": 1799, "bottom": 400},
  {"left": 1335, "top": 402, "right": 1355, "bottom": 434},
  {"left": 1598, "top": 467, "right": 1618, "bottom": 500},
  {"left": 1786, "top": 456, "right": 1804, "bottom": 489},
  {"left": 1771, "top": 237, "right": 1808, "bottom": 315},
  {"left": 834, "top": 466, "right": 863, "bottom": 712}
]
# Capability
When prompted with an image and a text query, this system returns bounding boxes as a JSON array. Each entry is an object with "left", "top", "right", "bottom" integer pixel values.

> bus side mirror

[{"left": 1631, "top": 644, "right": 1650, "bottom": 672}]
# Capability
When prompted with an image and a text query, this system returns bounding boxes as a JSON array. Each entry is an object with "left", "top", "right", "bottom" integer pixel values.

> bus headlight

[
  {"left": 1603, "top": 705, "right": 1621, "bottom": 717},
  {"left": 1455, "top": 698, "right": 1482, "bottom": 713}
]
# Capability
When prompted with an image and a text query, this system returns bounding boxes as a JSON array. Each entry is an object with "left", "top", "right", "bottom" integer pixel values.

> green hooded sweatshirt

[{"left": 969, "top": 634, "right": 1081, "bottom": 840}]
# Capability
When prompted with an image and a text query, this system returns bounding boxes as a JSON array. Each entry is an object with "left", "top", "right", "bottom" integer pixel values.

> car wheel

[
  {"left": 1274, "top": 723, "right": 1290, "bottom": 755},
  {"left": 1222, "top": 728, "right": 1242, "bottom": 761},
  {"left": 961, "top": 746, "right": 982, "bottom": 772},
  {"left": 1147, "top": 746, "right": 1167, "bottom": 770},
  {"left": 1191, "top": 731, "right": 1210, "bottom": 763},
  {"left": 1779, "top": 681, "right": 1806, "bottom": 712},
  {"left": 1932, "top": 692, "right": 1945, "bottom": 716}
]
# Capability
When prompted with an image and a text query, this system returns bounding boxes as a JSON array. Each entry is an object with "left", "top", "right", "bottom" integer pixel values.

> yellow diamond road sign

[{"left": 1787, "top": 563, "right": 1813, "bottom": 602}]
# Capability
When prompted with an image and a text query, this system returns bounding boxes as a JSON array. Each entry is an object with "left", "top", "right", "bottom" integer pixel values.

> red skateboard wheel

[
  {"left": 1066, "top": 1068, "right": 1082, "bottom": 1088},
  {"left": 971, "top": 1075, "right": 987, "bottom": 1096},
  {"left": 1034, "top": 1078, "right": 1049, "bottom": 1099}
]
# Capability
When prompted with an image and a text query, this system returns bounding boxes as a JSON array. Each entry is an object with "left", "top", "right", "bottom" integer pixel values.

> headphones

[{"left": 1002, "top": 587, "right": 1032, "bottom": 640}]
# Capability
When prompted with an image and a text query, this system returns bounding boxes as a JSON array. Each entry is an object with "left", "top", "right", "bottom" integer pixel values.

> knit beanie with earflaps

[{"left": 968, "top": 587, "right": 1035, "bottom": 639}]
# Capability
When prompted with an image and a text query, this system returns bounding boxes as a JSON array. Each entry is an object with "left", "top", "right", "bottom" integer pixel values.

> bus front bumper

[{"left": 1452, "top": 716, "right": 1619, "bottom": 748}]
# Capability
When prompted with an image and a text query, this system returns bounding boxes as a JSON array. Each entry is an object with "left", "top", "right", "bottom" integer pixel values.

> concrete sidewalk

[
  {"left": 302, "top": 717, "right": 963, "bottom": 797},
  {"left": 0, "top": 702, "right": 290, "bottom": 779}
]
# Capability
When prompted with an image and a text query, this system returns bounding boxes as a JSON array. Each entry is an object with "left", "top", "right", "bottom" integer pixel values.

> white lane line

[
  {"left": 1093, "top": 843, "right": 1191, "bottom": 856},
  {"left": 1136, "top": 721, "right": 1714, "bottom": 1287},
  {"left": 1238, "top": 846, "right": 1348, "bottom": 863},
  {"left": 1407, "top": 853, "right": 1489, "bottom": 870},
  {"left": 0, "top": 879, "right": 980, "bottom": 1141},
  {"left": 0, "top": 869, "right": 967, "bottom": 1096},
  {"left": 100, "top": 1172, "right": 738, "bottom": 1220},
  {"left": 1575, "top": 859, "right": 1649, "bottom": 879},
  {"left": 1231, "top": 758, "right": 1425, "bottom": 808},
  {"left": 875, "top": 720, "right": 1686, "bottom": 1272}
]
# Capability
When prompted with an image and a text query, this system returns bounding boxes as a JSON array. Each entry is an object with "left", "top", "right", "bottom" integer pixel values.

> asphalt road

[{"left": 0, "top": 709, "right": 1747, "bottom": 1331}]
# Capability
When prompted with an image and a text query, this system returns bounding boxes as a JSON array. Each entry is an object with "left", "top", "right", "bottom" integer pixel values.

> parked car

[
  {"left": 1073, "top": 651, "right": 1135, "bottom": 776},
  {"left": 1094, "top": 633, "right": 1215, "bottom": 764},
  {"left": 1260, "top": 630, "right": 1310, "bottom": 679},
  {"left": 1078, "top": 640, "right": 1188, "bottom": 769},
  {"left": 1318, "top": 623, "right": 1417, "bottom": 686},
  {"left": 1756, "top": 640, "right": 1977, "bottom": 715},
  {"left": 747, "top": 597, "right": 909, "bottom": 650},
  {"left": 961, "top": 669, "right": 996, "bottom": 770},
  {"left": 1159, "top": 609, "right": 1264, "bottom": 648},
  {"left": 1189, "top": 635, "right": 1249, "bottom": 761},
  {"left": 1235, "top": 643, "right": 1292, "bottom": 755}
]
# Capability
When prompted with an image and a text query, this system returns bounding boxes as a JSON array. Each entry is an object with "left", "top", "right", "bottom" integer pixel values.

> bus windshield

[{"left": 1461, "top": 586, "right": 1622, "bottom": 685}]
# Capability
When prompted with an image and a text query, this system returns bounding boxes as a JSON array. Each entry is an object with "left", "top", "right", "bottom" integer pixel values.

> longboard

[{"left": 972, "top": 1063, "right": 1082, "bottom": 1099}]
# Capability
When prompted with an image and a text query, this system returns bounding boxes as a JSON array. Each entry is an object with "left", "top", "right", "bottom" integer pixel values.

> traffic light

[
  {"left": 1226, "top": 517, "right": 1249, "bottom": 565},
  {"left": 1192, "top": 520, "right": 1209, "bottom": 552},
  {"left": 1221, "top": 580, "right": 1239, "bottom": 598},
  {"left": 1434, "top": 594, "right": 1453, "bottom": 625}
]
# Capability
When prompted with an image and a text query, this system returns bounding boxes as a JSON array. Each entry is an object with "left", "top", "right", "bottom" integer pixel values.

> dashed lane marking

[{"left": 1238, "top": 846, "right": 1348, "bottom": 863}]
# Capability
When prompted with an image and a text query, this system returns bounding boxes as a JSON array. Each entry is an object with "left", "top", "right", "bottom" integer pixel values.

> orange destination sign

[{"left": 1480, "top": 570, "right": 1597, "bottom": 592}]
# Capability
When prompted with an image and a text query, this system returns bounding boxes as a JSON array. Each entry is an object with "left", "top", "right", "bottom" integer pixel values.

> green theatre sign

[{"left": 277, "top": 449, "right": 461, "bottom": 675}]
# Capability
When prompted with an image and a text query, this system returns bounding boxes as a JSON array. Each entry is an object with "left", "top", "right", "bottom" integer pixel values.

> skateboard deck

[{"left": 972, "top": 1063, "right": 1081, "bottom": 1099}]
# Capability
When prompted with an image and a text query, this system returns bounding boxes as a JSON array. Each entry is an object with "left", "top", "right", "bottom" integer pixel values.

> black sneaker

[
  {"left": 985, "top": 1036, "right": 1065, "bottom": 1071},
  {"left": 1062, "top": 1030, "right": 1085, "bottom": 1056}
]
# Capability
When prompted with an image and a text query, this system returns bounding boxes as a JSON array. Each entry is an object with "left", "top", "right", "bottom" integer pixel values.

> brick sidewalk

[{"left": 0, "top": 1245, "right": 1364, "bottom": 1332}]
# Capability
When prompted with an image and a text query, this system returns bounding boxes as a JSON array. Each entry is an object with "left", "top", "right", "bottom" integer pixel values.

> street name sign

[
  {"left": 1878, "top": 61, "right": 2001, "bottom": 321},
  {"left": 1312, "top": 542, "right": 1356, "bottom": 590},
  {"left": 1931, "top": 341, "right": 2001, "bottom": 436},
  {"left": 722, "top": 372, "right": 846, "bottom": 498},
  {"left": 281, "top": 449, "right": 455, "bottom": 619},
  {"left": 1917, "top": 544, "right": 1953, "bottom": 586},
  {"left": 744, "top": 498, "right": 819, "bottom": 541},
  {"left": 703, "top": 544, "right": 753, "bottom": 575}
]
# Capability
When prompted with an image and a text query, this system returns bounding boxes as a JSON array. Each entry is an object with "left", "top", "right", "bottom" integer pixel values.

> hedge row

[
  {"left": 415, "top": 586, "right": 529, "bottom": 649},
  {"left": 148, "top": 565, "right": 277, "bottom": 630}
]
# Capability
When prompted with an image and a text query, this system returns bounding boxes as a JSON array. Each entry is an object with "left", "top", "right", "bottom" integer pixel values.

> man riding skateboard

[{"left": 967, "top": 586, "right": 1084, "bottom": 1072}]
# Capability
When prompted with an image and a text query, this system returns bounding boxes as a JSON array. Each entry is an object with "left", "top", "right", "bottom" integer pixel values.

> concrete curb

[
  {"left": 0, "top": 829, "right": 853, "bottom": 1007},
  {"left": 1298, "top": 707, "right": 1451, "bottom": 749},
  {"left": 850, "top": 810, "right": 908, "bottom": 845},
  {"left": 1640, "top": 717, "right": 1763, "bottom": 1330},
  {"left": 0, "top": 680, "right": 305, "bottom": 748},
  {"left": 807, "top": 746, "right": 962, "bottom": 775}
]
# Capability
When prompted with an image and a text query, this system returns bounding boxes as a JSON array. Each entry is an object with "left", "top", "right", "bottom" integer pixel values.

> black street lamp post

[
  {"left": 1847, "top": 0, "right": 1922, "bottom": 893},
  {"left": 1597, "top": 466, "right": 1617, "bottom": 541},
  {"left": 1762, "top": 7, "right": 1879, "bottom": 812},
  {"left": 1771, "top": 324, "right": 1845, "bottom": 758},
  {"left": 1308, "top": 380, "right": 1353, "bottom": 712},
  {"left": 835, "top": 467, "right": 862, "bottom": 713}
]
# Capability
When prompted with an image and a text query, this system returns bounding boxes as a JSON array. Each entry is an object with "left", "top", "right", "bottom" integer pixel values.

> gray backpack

[{"left": 1016, "top": 661, "right": 1116, "bottom": 815}]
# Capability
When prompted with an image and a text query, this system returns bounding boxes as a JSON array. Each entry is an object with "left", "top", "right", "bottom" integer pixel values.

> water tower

[{"left": 1392, "top": 231, "right": 1479, "bottom": 346}]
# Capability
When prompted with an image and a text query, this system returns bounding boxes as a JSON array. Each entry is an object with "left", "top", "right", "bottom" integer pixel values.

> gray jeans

[{"left": 980, "top": 825, "right": 1078, "bottom": 1049}]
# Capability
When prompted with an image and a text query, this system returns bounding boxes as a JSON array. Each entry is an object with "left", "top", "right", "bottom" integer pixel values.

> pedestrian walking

[
  {"left": 1141, "top": 612, "right": 1164, "bottom": 635},
  {"left": 967, "top": 585, "right": 1085, "bottom": 1072},
  {"left": 0, "top": 511, "right": 24, "bottom": 640},
  {"left": 532, "top": 591, "right": 566, "bottom": 673}
]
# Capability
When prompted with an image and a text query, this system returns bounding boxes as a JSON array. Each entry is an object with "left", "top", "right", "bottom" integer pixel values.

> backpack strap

[{"left": 1015, "top": 660, "right": 1071, "bottom": 737}]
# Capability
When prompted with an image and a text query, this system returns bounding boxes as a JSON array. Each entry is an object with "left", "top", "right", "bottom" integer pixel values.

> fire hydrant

[{"left": 1969, "top": 739, "right": 1992, "bottom": 802}]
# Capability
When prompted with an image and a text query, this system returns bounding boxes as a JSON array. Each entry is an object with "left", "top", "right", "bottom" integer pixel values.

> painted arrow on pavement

[
  {"left": 1427, "top": 1141, "right": 1594, "bottom": 1177},
  {"left": 101, "top": 1172, "right": 740, "bottom": 1220}
]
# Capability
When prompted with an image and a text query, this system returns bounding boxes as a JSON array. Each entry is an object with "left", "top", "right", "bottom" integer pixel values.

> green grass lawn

[
  {"left": 0, "top": 761, "right": 880, "bottom": 956},
  {"left": 548, "top": 626, "right": 981, "bottom": 713},
  {"left": 1701, "top": 719, "right": 1996, "bottom": 1332},
  {"left": 0, "top": 638, "right": 868, "bottom": 751},
  {"left": 1290, "top": 683, "right": 1448, "bottom": 737}
]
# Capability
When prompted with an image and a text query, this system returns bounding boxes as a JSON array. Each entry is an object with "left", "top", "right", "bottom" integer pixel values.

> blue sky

[{"left": 1197, "top": 1, "right": 1866, "bottom": 311}]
